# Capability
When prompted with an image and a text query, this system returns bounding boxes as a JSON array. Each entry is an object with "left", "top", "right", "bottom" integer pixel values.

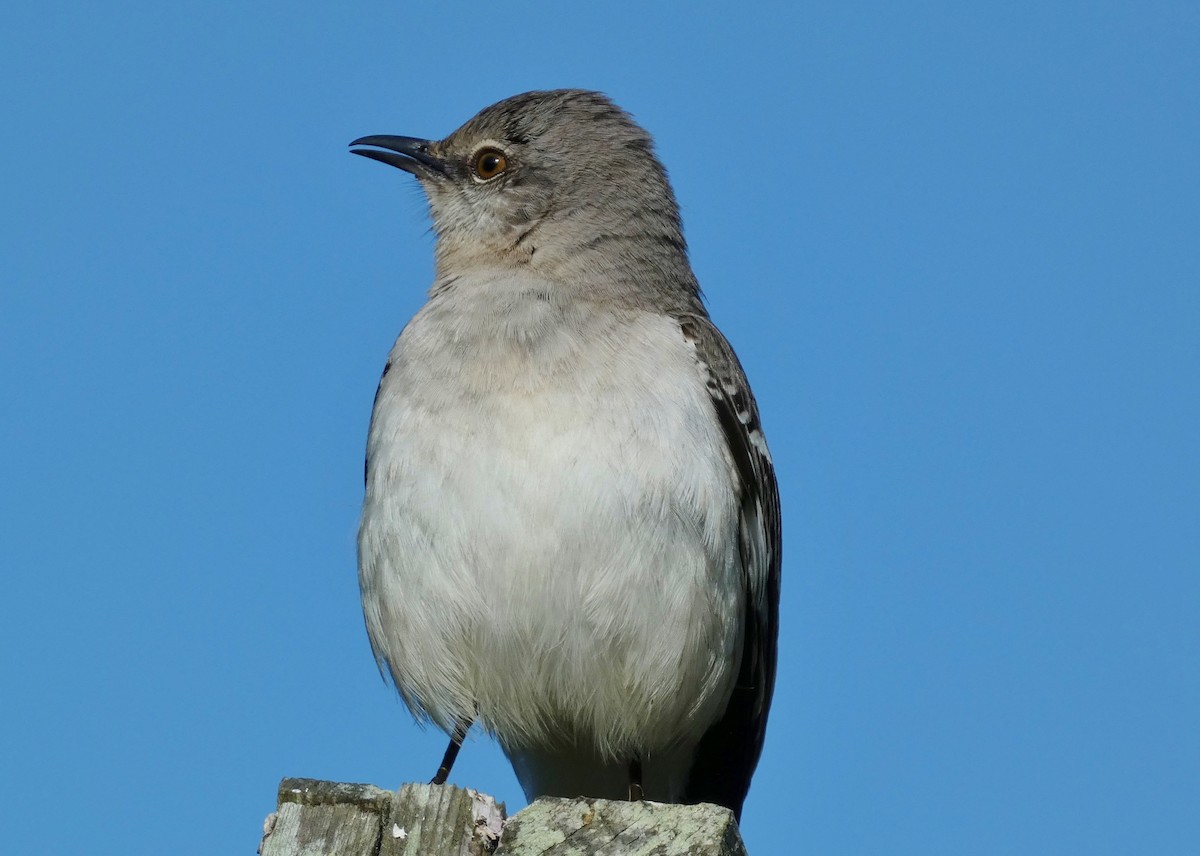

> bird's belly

[{"left": 358, "top": 318, "right": 743, "bottom": 758}]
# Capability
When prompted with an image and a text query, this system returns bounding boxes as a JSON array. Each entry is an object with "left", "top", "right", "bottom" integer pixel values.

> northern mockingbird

[{"left": 351, "top": 90, "right": 780, "bottom": 821}]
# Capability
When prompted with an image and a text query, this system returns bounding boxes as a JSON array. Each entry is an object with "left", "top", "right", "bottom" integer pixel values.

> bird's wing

[{"left": 677, "top": 313, "right": 782, "bottom": 821}]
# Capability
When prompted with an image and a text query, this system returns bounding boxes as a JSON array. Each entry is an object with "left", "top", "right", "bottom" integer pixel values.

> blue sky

[{"left": 2, "top": 2, "right": 1197, "bottom": 853}]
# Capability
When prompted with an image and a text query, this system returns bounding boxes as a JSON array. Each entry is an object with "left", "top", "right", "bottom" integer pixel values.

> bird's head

[{"left": 351, "top": 90, "right": 687, "bottom": 278}]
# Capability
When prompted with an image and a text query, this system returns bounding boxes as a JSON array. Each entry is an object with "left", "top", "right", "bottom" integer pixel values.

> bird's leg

[
  {"left": 430, "top": 718, "right": 472, "bottom": 785},
  {"left": 628, "top": 756, "right": 644, "bottom": 801}
]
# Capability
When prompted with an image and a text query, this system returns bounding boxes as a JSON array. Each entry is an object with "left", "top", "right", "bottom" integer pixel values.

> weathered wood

[
  {"left": 261, "top": 779, "right": 504, "bottom": 856},
  {"left": 383, "top": 783, "right": 506, "bottom": 856},
  {"left": 260, "top": 778, "right": 393, "bottom": 856},
  {"left": 259, "top": 779, "right": 745, "bottom": 856},
  {"left": 495, "top": 797, "right": 746, "bottom": 856}
]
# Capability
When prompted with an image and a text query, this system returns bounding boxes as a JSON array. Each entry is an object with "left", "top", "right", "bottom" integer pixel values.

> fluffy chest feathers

[{"left": 358, "top": 272, "right": 743, "bottom": 757}]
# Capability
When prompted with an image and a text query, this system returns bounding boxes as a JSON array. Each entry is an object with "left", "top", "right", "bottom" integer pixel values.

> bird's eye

[{"left": 472, "top": 148, "right": 508, "bottom": 181}]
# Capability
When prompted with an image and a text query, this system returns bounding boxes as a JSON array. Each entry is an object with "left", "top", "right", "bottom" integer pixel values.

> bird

[{"left": 350, "top": 89, "right": 780, "bottom": 822}]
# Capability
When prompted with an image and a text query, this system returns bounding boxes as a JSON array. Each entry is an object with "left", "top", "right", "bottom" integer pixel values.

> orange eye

[{"left": 472, "top": 148, "right": 508, "bottom": 180}]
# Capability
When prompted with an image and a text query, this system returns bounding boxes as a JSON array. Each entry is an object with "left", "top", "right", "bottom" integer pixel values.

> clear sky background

[{"left": 2, "top": 2, "right": 1197, "bottom": 854}]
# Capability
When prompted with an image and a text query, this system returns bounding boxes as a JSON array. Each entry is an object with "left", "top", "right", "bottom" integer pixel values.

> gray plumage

[{"left": 351, "top": 90, "right": 780, "bottom": 821}]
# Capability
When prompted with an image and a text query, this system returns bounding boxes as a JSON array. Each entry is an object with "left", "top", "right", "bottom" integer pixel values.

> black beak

[{"left": 349, "top": 135, "right": 448, "bottom": 177}]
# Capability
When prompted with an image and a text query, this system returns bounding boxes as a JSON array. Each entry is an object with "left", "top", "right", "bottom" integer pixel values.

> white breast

[{"left": 357, "top": 271, "right": 743, "bottom": 764}]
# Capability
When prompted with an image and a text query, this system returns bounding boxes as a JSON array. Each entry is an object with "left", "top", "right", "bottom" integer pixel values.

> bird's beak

[{"left": 349, "top": 135, "right": 448, "bottom": 177}]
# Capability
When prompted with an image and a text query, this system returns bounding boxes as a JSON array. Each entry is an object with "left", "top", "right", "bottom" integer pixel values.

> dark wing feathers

[{"left": 677, "top": 314, "right": 782, "bottom": 822}]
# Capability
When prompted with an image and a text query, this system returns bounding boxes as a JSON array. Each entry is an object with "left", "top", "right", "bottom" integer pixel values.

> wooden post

[{"left": 260, "top": 778, "right": 747, "bottom": 855}]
